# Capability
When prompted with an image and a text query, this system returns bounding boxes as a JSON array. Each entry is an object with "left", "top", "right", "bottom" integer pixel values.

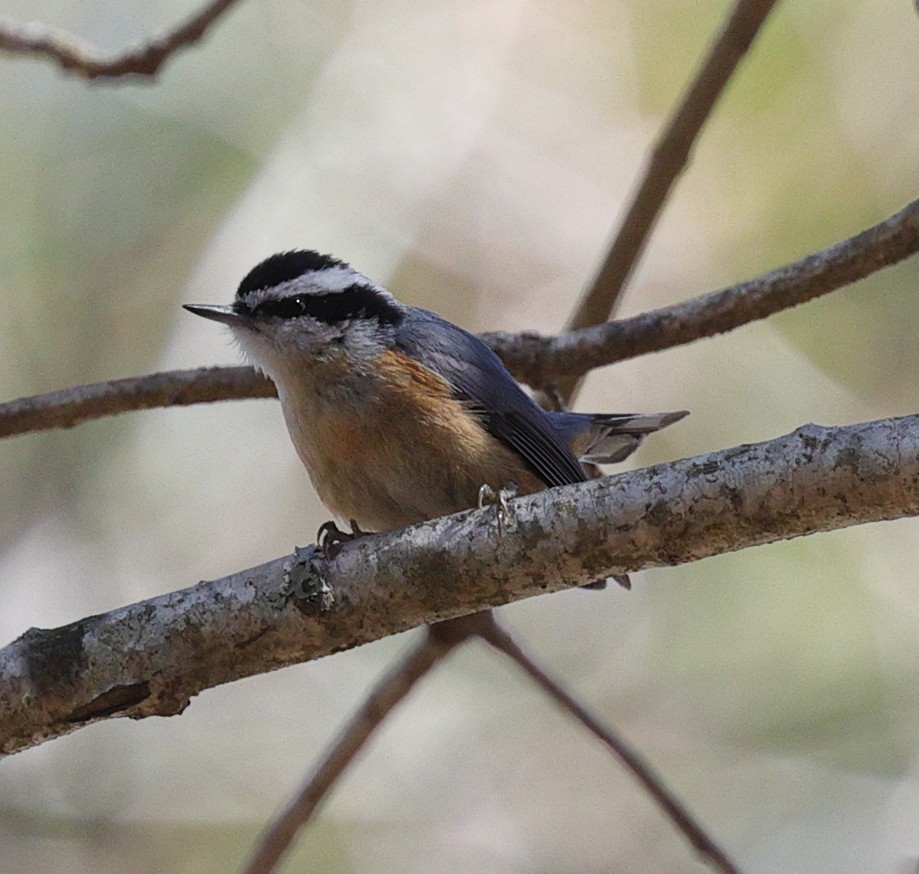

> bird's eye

[
  {"left": 255, "top": 294, "right": 312, "bottom": 319},
  {"left": 289, "top": 295, "right": 310, "bottom": 315}
]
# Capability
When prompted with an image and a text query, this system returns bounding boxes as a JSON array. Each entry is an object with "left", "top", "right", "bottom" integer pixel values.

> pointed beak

[{"left": 183, "top": 303, "right": 250, "bottom": 327}]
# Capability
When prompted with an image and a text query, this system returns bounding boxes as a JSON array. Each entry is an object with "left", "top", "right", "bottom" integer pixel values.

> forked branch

[
  {"left": 558, "top": 0, "right": 781, "bottom": 402},
  {"left": 243, "top": 611, "right": 742, "bottom": 874},
  {"left": 489, "top": 197, "right": 919, "bottom": 388},
  {"left": 0, "top": 0, "right": 244, "bottom": 80}
]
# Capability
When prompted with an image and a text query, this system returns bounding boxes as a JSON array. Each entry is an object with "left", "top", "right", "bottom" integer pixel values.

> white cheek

[
  {"left": 231, "top": 322, "right": 336, "bottom": 394},
  {"left": 230, "top": 327, "right": 285, "bottom": 380}
]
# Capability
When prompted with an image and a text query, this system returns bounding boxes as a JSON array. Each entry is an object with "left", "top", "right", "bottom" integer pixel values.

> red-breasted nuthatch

[{"left": 185, "top": 251, "right": 687, "bottom": 574}]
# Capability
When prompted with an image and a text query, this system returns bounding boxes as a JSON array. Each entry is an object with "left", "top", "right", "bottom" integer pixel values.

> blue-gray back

[{"left": 394, "top": 308, "right": 586, "bottom": 488}]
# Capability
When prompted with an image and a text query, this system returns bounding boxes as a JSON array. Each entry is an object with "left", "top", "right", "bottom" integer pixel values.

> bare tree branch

[
  {"left": 242, "top": 624, "right": 461, "bottom": 874},
  {"left": 489, "top": 197, "right": 919, "bottom": 388},
  {"left": 0, "top": 366, "right": 274, "bottom": 438},
  {"left": 245, "top": 608, "right": 741, "bottom": 874},
  {"left": 1, "top": 3, "right": 908, "bottom": 872},
  {"left": 480, "top": 618, "right": 742, "bottom": 874},
  {"left": 557, "top": 0, "right": 781, "bottom": 402},
  {"left": 1, "top": 198, "right": 915, "bottom": 440},
  {"left": 0, "top": 0, "right": 244, "bottom": 80},
  {"left": 2, "top": 415, "right": 917, "bottom": 757},
  {"left": 496, "top": 8, "right": 782, "bottom": 864}
]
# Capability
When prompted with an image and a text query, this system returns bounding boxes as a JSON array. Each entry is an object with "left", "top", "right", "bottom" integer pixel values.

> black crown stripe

[{"left": 236, "top": 250, "right": 346, "bottom": 299}]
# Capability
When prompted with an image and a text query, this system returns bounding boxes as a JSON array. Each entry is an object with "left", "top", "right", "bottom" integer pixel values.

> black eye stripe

[
  {"left": 246, "top": 284, "right": 403, "bottom": 327},
  {"left": 249, "top": 294, "right": 310, "bottom": 319}
]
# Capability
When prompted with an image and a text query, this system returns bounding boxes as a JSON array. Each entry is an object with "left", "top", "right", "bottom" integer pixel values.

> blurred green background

[{"left": 1, "top": 1, "right": 918, "bottom": 872}]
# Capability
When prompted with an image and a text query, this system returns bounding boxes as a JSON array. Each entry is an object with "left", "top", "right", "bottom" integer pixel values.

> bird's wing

[{"left": 394, "top": 309, "right": 586, "bottom": 488}]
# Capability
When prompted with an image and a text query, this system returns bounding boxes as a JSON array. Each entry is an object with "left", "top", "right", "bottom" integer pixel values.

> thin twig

[
  {"left": 488, "top": 196, "right": 919, "bottom": 388},
  {"left": 0, "top": 366, "right": 274, "bottom": 438},
  {"left": 556, "top": 0, "right": 780, "bottom": 402},
  {"left": 242, "top": 613, "right": 489, "bottom": 874},
  {"left": 240, "top": 634, "right": 448, "bottom": 874},
  {"left": 478, "top": 617, "right": 743, "bottom": 874},
  {"left": 2, "top": 197, "right": 915, "bottom": 441},
  {"left": 0, "top": 0, "right": 244, "bottom": 80}
]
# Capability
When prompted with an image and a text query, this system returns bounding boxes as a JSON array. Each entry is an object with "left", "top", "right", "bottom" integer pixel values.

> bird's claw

[
  {"left": 477, "top": 482, "right": 518, "bottom": 535},
  {"left": 317, "top": 518, "right": 367, "bottom": 560},
  {"left": 581, "top": 574, "right": 631, "bottom": 591}
]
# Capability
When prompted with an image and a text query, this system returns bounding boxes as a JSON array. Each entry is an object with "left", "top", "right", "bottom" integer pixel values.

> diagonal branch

[
  {"left": 558, "top": 0, "right": 781, "bottom": 402},
  {"left": 0, "top": 0, "right": 245, "bottom": 80},
  {"left": 241, "top": 622, "right": 467, "bottom": 874},
  {"left": 480, "top": 618, "right": 742, "bottom": 874},
  {"left": 1, "top": 197, "right": 916, "bottom": 440},
  {"left": 489, "top": 197, "right": 919, "bottom": 387},
  {"left": 243, "top": 608, "right": 741, "bottom": 874},
  {"left": 1, "top": 415, "right": 917, "bottom": 757}
]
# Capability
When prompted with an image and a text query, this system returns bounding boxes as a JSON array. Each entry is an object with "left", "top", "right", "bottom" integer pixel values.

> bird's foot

[
  {"left": 477, "top": 482, "right": 518, "bottom": 536},
  {"left": 317, "top": 518, "right": 368, "bottom": 560}
]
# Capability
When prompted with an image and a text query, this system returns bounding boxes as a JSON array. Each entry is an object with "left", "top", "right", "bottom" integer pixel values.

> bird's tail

[{"left": 549, "top": 409, "right": 689, "bottom": 464}]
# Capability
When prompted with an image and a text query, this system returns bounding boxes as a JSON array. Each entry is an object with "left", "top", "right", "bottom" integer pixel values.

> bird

[{"left": 185, "top": 250, "right": 687, "bottom": 586}]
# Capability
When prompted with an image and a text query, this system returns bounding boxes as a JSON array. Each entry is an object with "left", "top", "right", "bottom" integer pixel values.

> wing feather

[{"left": 394, "top": 310, "right": 585, "bottom": 488}]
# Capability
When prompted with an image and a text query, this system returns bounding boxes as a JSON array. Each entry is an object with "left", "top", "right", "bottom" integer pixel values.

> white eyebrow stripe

[
  {"left": 301, "top": 266, "right": 371, "bottom": 292},
  {"left": 238, "top": 271, "right": 400, "bottom": 315}
]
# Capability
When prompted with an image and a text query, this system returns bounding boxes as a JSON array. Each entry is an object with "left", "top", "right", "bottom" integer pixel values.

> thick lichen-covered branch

[{"left": 1, "top": 414, "right": 916, "bottom": 757}]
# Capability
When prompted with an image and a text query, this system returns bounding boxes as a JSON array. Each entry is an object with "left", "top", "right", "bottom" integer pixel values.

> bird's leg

[{"left": 348, "top": 518, "right": 368, "bottom": 538}]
